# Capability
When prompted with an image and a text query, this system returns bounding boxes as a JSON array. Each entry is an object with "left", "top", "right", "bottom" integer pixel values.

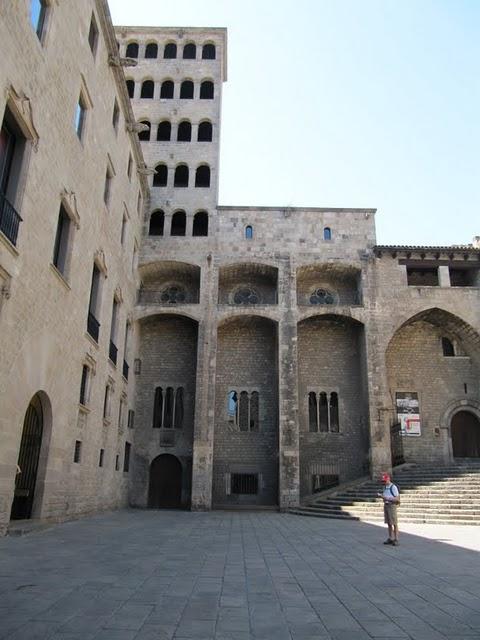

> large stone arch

[{"left": 386, "top": 308, "right": 480, "bottom": 464}]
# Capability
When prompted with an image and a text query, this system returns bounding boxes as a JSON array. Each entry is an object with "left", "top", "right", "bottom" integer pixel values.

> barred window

[
  {"left": 308, "top": 391, "right": 340, "bottom": 433},
  {"left": 227, "top": 390, "right": 259, "bottom": 431},
  {"left": 231, "top": 473, "right": 258, "bottom": 495},
  {"left": 152, "top": 385, "right": 184, "bottom": 429}
]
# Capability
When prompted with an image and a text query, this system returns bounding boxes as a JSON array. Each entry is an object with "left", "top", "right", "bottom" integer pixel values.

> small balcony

[
  {"left": 0, "top": 191, "right": 22, "bottom": 246},
  {"left": 87, "top": 312, "right": 100, "bottom": 342},
  {"left": 109, "top": 340, "right": 118, "bottom": 365}
]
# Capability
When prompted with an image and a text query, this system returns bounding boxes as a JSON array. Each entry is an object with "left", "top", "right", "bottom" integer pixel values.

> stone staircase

[{"left": 290, "top": 461, "right": 480, "bottom": 525}]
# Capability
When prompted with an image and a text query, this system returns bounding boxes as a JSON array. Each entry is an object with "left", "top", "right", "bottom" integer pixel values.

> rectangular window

[
  {"left": 75, "top": 95, "right": 87, "bottom": 140},
  {"left": 0, "top": 108, "right": 26, "bottom": 246},
  {"left": 52, "top": 204, "right": 71, "bottom": 276},
  {"left": 449, "top": 267, "right": 478, "bottom": 287},
  {"left": 231, "top": 473, "right": 258, "bottom": 495},
  {"left": 127, "top": 154, "right": 133, "bottom": 179},
  {"left": 103, "top": 384, "right": 111, "bottom": 420},
  {"left": 137, "top": 191, "right": 142, "bottom": 216},
  {"left": 109, "top": 298, "right": 119, "bottom": 365},
  {"left": 123, "top": 442, "right": 131, "bottom": 472},
  {"left": 112, "top": 99, "right": 119, "bottom": 131},
  {"left": 88, "top": 13, "right": 99, "bottom": 56},
  {"left": 73, "top": 440, "right": 82, "bottom": 463},
  {"left": 87, "top": 264, "right": 101, "bottom": 341},
  {"left": 99, "top": 448, "right": 104, "bottom": 467},
  {"left": 115, "top": 454, "right": 119, "bottom": 471},
  {"left": 128, "top": 409, "right": 135, "bottom": 429},
  {"left": 406, "top": 267, "right": 439, "bottom": 287},
  {"left": 118, "top": 398, "right": 125, "bottom": 431},
  {"left": 79, "top": 364, "right": 89, "bottom": 405},
  {"left": 31, "top": 0, "right": 48, "bottom": 41},
  {"left": 120, "top": 213, "right": 127, "bottom": 245},
  {"left": 104, "top": 166, "right": 112, "bottom": 206}
]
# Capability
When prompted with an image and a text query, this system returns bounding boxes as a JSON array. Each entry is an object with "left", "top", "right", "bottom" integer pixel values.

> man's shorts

[{"left": 384, "top": 503, "right": 398, "bottom": 526}]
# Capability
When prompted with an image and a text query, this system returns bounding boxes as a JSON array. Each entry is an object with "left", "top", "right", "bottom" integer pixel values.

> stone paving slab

[{"left": 0, "top": 510, "right": 480, "bottom": 639}]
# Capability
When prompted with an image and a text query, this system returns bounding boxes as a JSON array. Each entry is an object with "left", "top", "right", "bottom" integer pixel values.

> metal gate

[
  {"left": 390, "top": 422, "right": 404, "bottom": 467},
  {"left": 10, "top": 396, "right": 43, "bottom": 520}
]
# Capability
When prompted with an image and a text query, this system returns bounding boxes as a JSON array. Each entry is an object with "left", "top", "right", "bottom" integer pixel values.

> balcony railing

[
  {"left": 123, "top": 360, "right": 129, "bottom": 380},
  {"left": 0, "top": 191, "right": 22, "bottom": 246},
  {"left": 109, "top": 340, "right": 118, "bottom": 365},
  {"left": 87, "top": 312, "right": 100, "bottom": 342}
]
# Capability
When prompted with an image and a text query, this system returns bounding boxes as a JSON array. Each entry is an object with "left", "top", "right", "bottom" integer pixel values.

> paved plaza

[{"left": 1, "top": 511, "right": 480, "bottom": 640}]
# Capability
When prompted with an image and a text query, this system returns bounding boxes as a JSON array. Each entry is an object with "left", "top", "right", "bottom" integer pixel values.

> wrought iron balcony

[
  {"left": 109, "top": 340, "right": 118, "bottom": 365},
  {"left": 87, "top": 312, "right": 100, "bottom": 342},
  {"left": 122, "top": 360, "right": 129, "bottom": 380},
  {"left": 0, "top": 191, "right": 22, "bottom": 246}
]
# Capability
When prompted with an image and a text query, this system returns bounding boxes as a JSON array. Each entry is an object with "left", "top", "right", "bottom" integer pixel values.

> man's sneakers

[{"left": 383, "top": 539, "right": 399, "bottom": 546}]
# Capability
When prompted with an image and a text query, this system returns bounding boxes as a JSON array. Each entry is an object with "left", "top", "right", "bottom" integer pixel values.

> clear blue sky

[{"left": 109, "top": 0, "right": 479, "bottom": 246}]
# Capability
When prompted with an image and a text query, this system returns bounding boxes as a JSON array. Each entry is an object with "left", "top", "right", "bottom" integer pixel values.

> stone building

[{"left": 0, "top": 1, "right": 479, "bottom": 533}]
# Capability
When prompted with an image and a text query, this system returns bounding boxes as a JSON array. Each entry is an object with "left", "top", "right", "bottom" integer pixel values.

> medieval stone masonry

[{"left": 0, "top": 0, "right": 479, "bottom": 534}]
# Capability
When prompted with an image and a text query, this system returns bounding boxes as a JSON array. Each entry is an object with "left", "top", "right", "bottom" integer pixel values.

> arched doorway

[
  {"left": 451, "top": 411, "right": 480, "bottom": 457},
  {"left": 10, "top": 395, "right": 44, "bottom": 520},
  {"left": 148, "top": 454, "right": 183, "bottom": 508}
]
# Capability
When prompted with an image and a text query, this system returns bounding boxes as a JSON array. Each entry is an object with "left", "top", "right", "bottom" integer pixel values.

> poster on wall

[{"left": 395, "top": 392, "right": 421, "bottom": 436}]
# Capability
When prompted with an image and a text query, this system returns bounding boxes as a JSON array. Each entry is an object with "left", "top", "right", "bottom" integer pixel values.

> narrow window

[
  {"left": 198, "top": 121, "right": 212, "bottom": 141},
  {"left": 30, "top": 0, "right": 47, "bottom": 41},
  {"left": 103, "top": 384, "right": 111, "bottom": 420},
  {"left": 112, "top": 99, "right": 119, "bottom": 131},
  {"left": 88, "top": 13, "right": 99, "bottom": 56},
  {"left": 329, "top": 392, "right": 339, "bottom": 432},
  {"left": 192, "top": 211, "right": 208, "bottom": 236},
  {"left": 200, "top": 81, "right": 214, "bottom": 99},
  {"left": 118, "top": 398, "right": 125, "bottom": 432},
  {"left": 74, "top": 94, "right": 87, "bottom": 140},
  {"left": 115, "top": 455, "right": 119, "bottom": 471},
  {"left": 140, "top": 80, "right": 154, "bottom": 99},
  {"left": 183, "top": 43, "right": 196, "bottom": 59},
  {"left": 87, "top": 264, "right": 101, "bottom": 341},
  {"left": 202, "top": 43, "right": 216, "bottom": 59},
  {"left": 120, "top": 213, "right": 127, "bottom": 245},
  {"left": 128, "top": 409, "right": 135, "bottom": 429},
  {"left": 180, "top": 81, "right": 194, "bottom": 99},
  {"left": 138, "top": 121, "right": 151, "bottom": 141},
  {"left": 145, "top": 42, "right": 158, "bottom": 58},
  {"left": 177, "top": 121, "right": 192, "bottom": 142},
  {"left": 52, "top": 204, "right": 71, "bottom": 276},
  {"left": 239, "top": 391, "right": 249, "bottom": 431},
  {"left": 324, "top": 227, "right": 332, "bottom": 241},
  {"left": 157, "top": 121, "right": 171, "bottom": 141},
  {"left": 126, "top": 79, "right": 134, "bottom": 98},
  {"left": 174, "top": 387, "right": 184, "bottom": 429},
  {"left": 227, "top": 391, "right": 238, "bottom": 425},
  {"left": 195, "top": 165, "right": 210, "bottom": 188},
  {"left": 160, "top": 80, "right": 174, "bottom": 99},
  {"left": 104, "top": 165, "right": 113, "bottom": 206},
  {"left": 174, "top": 165, "right": 189, "bottom": 188},
  {"left": 149, "top": 210, "right": 164, "bottom": 236},
  {"left": 170, "top": 211, "right": 186, "bottom": 236},
  {"left": 442, "top": 337, "right": 455, "bottom": 357},
  {"left": 73, "top": 440, "right": 82, "bottom": 463},
  {"left": 79, "top": 365, "right": 89, "bottom": 405},
  {"left": 164, "top": 42, "right": 177, "bottom": 59},
  {"left": 250, "top": 391, "right": 259, "bottom": 431},
  {"left": 0, "top": 108, "right": 26, "bottom": 246},
  {"left": 153, "top": 387, "right": 163, "bottom": 428},
  {"left": 164, "top": 387, "right": 174, "bottom": 428},
  {"left": 153, "top": 163, "right": 168, "bottom": 187},
  {"left": 123, "top": 442, "right": 131, "bottom": 472},
  {"left": 319, "top": 392, "right": 328, "bottom": 432},
  {"left": 127, "top": 154, "right": 133, "bottom": 179},
  {"left": 245, "top": 225, "right": 253, "bottom": 239},
  {"left": 109, "top": 297, "right": 119, "bottom": 365},
  {"left": 123, "top": 322, "right": 130, "bottom": 380},
  {"left": 137, "top": 192, "right": 142, "bottom": 216},
  {"left": 126, "top": 42, "right": 138, "bottom": 58},
  {"left": 308, "top": 392, "right": 318, "bottom": 432},
  {"left": 99, "top": 449, "right": 104, "bottom": 467}
]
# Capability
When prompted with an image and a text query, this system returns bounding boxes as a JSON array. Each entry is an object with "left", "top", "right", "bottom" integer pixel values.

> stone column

[
  {"left": 191, "top": 253, "right": 218, "bottom": 509},
  {"left": 438, "top": 265, "right": 451, "bottom": 288},
  {"left": 277, "top": 256, "right": 300, "bottom": 509}
]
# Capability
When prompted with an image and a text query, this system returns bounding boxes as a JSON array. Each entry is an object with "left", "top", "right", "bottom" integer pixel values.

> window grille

[{"left": 231, "top": 473, "right": 258, "bottom": 495}]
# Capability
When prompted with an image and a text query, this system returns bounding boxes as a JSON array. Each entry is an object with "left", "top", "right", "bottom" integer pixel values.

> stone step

[{"left": 289, "top": 509, "right": 479, "bottom": 525}]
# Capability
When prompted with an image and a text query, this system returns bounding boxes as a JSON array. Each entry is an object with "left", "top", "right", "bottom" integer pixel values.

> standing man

[{"left": 378, "top": 472, "right": 400, "bottom": 546}]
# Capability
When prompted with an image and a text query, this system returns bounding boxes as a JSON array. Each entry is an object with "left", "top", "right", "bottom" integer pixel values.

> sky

[{"left": 108, "top": 0, "right": 480, "bottom": 246}]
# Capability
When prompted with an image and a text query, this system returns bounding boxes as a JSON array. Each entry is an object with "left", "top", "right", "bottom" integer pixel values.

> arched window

[
  {"left": 250, "top": 391, "right": 259, "bottom": 431},
  {"left": 329, "top": 392, "right": 339, "bottom": 432},
  {"left": 177, "top": 121, "right": 192, "bottom": 142},
  {"left": 140, "top": 80, "right": 154, "bottom": 98},
  {"left": 200, "top": 80, "right": 214, "bottom": 99},
  {"left": 202, "top": 43, "right": 216, "bottom": 59},
  {"left": 180, "top": 80, "right": 194, "bottom": 99},
  {"left": 174, "top": 165, "right": 189, "bottom": 187},
  {"left": 245, "top": 225, "right": 253, "bottom": 239},
  {"left": 145, "top": 42, "right": 158, "bottom": 58},
  {"left": 149, "top": 210, "right": 164, "bottom": 236},
  {"left": 195, "top": 165, "right": 210, "bottom": 187},
  {"left": 138, "top": 121, "right": 151, "bottom": 141},
  {"left": 228, "top": 391, "right": 238, "bottom": 425},
  {"left": 164, "top": 387, "right": 174, "bottom": 428},
  {"left": 239, "top": 391, "right": 249, "bottom": 431},
  {"left": 174, "top": 387, "right": 184, "bottom": 429},
  {"left": 197, "top": 121, "right": 212, "bottom": 141},
  {"left": 442, "top": 337, "right": 455, "bottom": 357},
  {"left": 192, "top": 211, "right": 208, "bottom": 236},
  {"left": 319, "top": 392, "right": 328, "bottom": 432},
  {"left": 153, "top": 163, "right": 168, "bottom": 187},
  {"left": 324, "top": 227, "right": 332, "bottom": 240},
  {"left": 157, "top": 120, "right": 171, "bottom": 141},
  {"left": 126, "top": 42, "right": 138, "bottom": 58},
  {"left": 152, "top": 387, "right": 163, "bottom": 428},
  {"left": 308, "top": 392, "right": 318, "bottom": 432},
  {"left": 160, "top": 80, "right": 174, "bottom": 99},
  {"left": 125, "top": 79, "right": 134, "bottom": 98},
  {"left": 183, "top": 43, "right": 196, "bottom": 59},
  {"left": 164, "top": 42, "right": 177, "bottom": 58},
  {"left": 171, "top": 211, "right": 186, "bottom": 236}
]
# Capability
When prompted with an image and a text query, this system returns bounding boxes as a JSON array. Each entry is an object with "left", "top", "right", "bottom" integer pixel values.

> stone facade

[{"left": 0, "top": 2, "right": 479, "bottom": 533}]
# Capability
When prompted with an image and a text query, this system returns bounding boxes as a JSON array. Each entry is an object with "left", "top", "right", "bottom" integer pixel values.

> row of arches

[
  {"left": 153, "top": 163, "right": 211, "bottom": 188},
  {"left": 126, "top": 79, "right": 214, "bottom": 100},
  {"left": 148, "top": 210, "right": 208, "bottom": 237},
  {"left": 125, "top": 42, "right": 216, "bottom": 61},
  {"left": 139, "top": 120, "right": 212, "bottom": 143}
]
